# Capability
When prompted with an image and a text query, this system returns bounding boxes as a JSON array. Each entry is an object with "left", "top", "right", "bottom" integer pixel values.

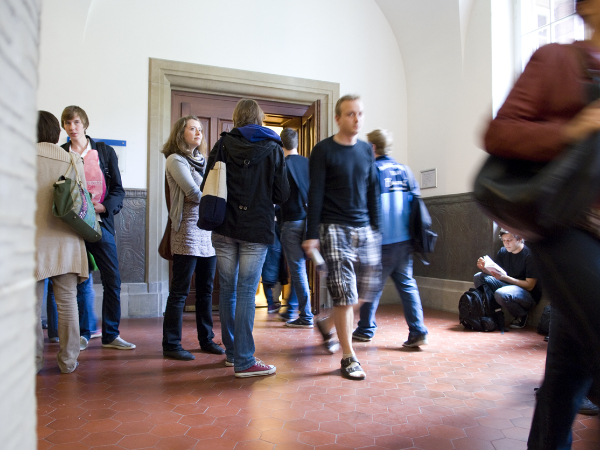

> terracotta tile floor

[{"left": 37, "top": 305, "right": 600, "bottom": 450}]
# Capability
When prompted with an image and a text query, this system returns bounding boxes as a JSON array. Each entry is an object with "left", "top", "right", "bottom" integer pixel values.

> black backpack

[
  {"left": 459, "top": 284, "right": 505, "bottom": 332},
  {"left": 537, "top": 304, "right": 551, "bottom": 336},
  {"left": 407, "top": 173, "right": 438, "bottom": 265}
]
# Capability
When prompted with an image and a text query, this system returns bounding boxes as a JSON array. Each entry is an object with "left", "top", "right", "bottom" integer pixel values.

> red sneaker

[{"left": 234, "top": 359, "right": 276, "bottom": 378}]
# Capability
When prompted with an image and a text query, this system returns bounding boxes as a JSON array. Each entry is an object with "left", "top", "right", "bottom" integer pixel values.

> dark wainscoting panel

[
  {"left": 93, "top": 189, "right": 146, "bottom": 284},
  {"left": 413, "top": 193, "right": 495, "bottom": 282}
]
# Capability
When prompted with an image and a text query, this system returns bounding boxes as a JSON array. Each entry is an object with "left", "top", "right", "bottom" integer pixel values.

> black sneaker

[
  {"left": 510, "top": 314, "right": 528, "bottom": 329},
  {"left": 285, "top": 318, "right": 314, "bottom": 329},
  {"left": 402, "top": 334, "right": 428, "bottom": 348},
  {"left": 201, "top": 341, "right": 225, "bottom": 355},
  {"left": 316, "top": 318, "right": 340, "bottom": 354},
  {"left": 278, "top": 311, "right": 296, "bottom": 322},
  {"left": 340, "top": 356, "right": 366, "bottom": 380},
  {"left": 163, "top": 350, "right": 195, "bottom": 361},
  {"left": 352, "top": 331, "right": 372, "bottom": 342},
  {"left": 268, "top": 302, "right": 281, "bottom": 314},
  {"left": 579, "top": 397, "right": 600, "bottom": 416}
]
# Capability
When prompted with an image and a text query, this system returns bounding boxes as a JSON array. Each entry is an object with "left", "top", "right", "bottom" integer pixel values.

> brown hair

[
  {"left": 61, "top": 105, "right": 89, "bottom": 130},
  {"left": 37, "top": 110, "right": 61, "bottom": 144},
  {"left": 232, "top": 98, "right": 265, "bottom": 128},
  {"left": 335, "top": 94, "right": 361, "bottom": 117},
  {"left": 280, "top": 128, "right": 298, "bottom": 150},
  {"left": 161, "top": 115, "right": 207, "bottom": 158},
  {"left": 499, "top": 229, "right": 523, "bottom": 242},
  {"left": 366, "top": 129, "right": 393, "bottom": 156}
]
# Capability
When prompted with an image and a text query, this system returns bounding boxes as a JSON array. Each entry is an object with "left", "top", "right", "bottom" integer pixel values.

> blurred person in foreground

[
  {"left": 352, "top": 129, "right": 428, "bottom": 347},
  {"left": 484, "top": 1, "right": 600, "bottom": 447},
  {"left": 35, "top": 111, "right": 88, "bottom": 373},
  {"left": 200, "top": 99, "right": 289, "bottom": 377}
]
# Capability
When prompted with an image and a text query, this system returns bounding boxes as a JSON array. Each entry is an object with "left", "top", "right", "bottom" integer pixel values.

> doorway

[
  {"left": 147, "top": 58, "right": 339, "bottom": 318},
  {"left": 169, "top": 91, "right": 321, "bottom": 313}
]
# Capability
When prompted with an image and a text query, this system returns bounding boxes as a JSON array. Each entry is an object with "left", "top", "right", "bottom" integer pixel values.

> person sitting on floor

[{"left": 474, "top": 230, "right": 541, "bottom": 329}]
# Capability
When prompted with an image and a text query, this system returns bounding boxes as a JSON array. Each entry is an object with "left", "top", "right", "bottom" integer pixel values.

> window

[{"left": 520, "top": 0, "right": 585, "bottom": 69}]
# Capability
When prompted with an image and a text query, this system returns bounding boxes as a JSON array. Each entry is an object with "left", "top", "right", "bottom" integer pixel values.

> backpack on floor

[
  {"left": 537, "top": 304, "right": 551, "bottom": 336},
  {"left": 459, "top": 284, "right": 505, "bottom": 332}
]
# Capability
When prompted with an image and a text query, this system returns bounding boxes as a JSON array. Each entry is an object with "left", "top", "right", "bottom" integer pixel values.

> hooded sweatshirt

[{"left": 200, "top": 126, "right": 289, "bottom": 244}]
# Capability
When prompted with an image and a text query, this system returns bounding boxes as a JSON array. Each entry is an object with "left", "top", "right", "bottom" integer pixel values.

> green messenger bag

[{"left": 52, "top": 152, "right": 102, "bottom": 243}]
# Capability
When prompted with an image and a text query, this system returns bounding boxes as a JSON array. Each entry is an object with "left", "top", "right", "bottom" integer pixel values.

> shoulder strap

[
  {"left": 64, "top": 151, "right": 82, "bottom": 184},
  {"left": 164, "top": 175, "right": 172, "bottom": 210},
  {"left": 95, "top": 141, "right": 108, "bottom": 172},
  {"left": 286, "top": 159, "right": 308, "bottom": 207}
]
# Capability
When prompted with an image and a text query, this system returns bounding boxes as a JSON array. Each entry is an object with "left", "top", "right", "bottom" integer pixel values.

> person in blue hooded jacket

[
  {"left": 200, "top": 98, "right": 289, "bottom": 378},
  {"left": 352, "top": 129, "right": 429, "bottom": 348}
]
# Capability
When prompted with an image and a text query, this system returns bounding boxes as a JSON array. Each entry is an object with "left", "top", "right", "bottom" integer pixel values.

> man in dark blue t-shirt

[
  {"left": 302, "top": 94, "right": 381, "bottom": 381},
  {"left": 474, "top": 230, "right": 541, "bottom": 328}
]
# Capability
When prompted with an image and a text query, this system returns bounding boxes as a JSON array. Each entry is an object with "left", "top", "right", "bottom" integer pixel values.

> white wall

[
  {"left": 37, "top": 0, "right": 408, "bottom": 189},
  {"left": 1, "top": 0, "right": 41, "bottom": 448},
  {"left": 492, "top": 0, "right": 517, "bottom": 117},
  {"left": 376, "top": 0, "right": 494, "bottom": 196}
]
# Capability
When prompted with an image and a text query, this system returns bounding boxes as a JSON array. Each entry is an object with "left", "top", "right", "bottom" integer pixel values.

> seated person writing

[{"left": 474, "top": 230, "right": 541, "bottom": 328}]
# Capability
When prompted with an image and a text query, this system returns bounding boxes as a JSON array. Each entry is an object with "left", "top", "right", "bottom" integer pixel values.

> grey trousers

[{"left": 36, "top": 273, "right": 80, "bottom": 373}]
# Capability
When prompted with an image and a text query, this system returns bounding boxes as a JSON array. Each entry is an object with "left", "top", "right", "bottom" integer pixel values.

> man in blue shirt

[{"left": 352, "top": 129, "right": 429, "bottom": 347}]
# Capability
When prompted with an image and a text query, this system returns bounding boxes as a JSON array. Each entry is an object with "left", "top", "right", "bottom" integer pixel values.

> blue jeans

[
  {"left": 45, "top": 279, "right": 58, "bottom": 339},
  {"left": 281, "top": 220, "right": 313, "bottom": 322},
  {"left": 281, "top": 286, "right": 299, "bottom": 320},
  {"left": 261, "top": 229, "right": 281, "bottom": 307},
  {"left": 163, "top": 254, "right": 217, "bottom": 351},
  {"left": 473, "top": 272, "right": 534, "bottom": 318},
  {"left": 46, "top": 274, "right": 98, "bottom": 340},
  {"left": 86, "top": 226, "right": 122, "bottom": 344},
  {"left": 77, "top": 273, "right": 98, "bottom": 340},
  {"left": 527, "top": 229, "right": 600, "bottom": 449},
  {"left": 356, "top": 241, "right": 427, "bottom": 339},
  {"left": 212, "top": 233, "right": 268, "bottom": 371}
]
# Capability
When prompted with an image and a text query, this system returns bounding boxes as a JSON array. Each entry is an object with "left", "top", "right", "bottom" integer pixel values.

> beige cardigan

[{"left": 35, "top": 143, "right": 89, "bottom": 283}]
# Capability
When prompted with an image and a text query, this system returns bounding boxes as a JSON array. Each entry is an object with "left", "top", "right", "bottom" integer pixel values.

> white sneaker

[
  {"left": 102, "top": 336, "right": 136, "bottom": 350},
  {"left": 80, "top": 336, "right": 88, "bottom": 351},
  {"left": 90, "top": 330, "right": 102, "bottom": 339}
]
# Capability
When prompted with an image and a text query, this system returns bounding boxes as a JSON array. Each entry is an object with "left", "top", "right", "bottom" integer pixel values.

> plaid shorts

[{"left": 319, "top": 223, "right": 382, "bottom": 306}]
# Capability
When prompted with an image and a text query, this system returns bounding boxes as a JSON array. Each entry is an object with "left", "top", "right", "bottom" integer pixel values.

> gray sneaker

[
  {"left": 80, "top": 336, "right": 88, "bottom": 351},
  {"left": 402, "top": 334, "right": 428, "bottom": 348},
  {"left": 285, "top": 318, "right": 314, "bottom": 328},
  {"left": 102, "top": 336, "right": 136, "bottom": 350}
]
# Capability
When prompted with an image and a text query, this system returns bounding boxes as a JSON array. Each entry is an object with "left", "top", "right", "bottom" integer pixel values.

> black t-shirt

[
  {"left": 494, "top": 245, "right": 542, "bottom": 302},
  {"left": 306, "top": 137, "right": 381, "bottom": 239},
  {"left": 281, "top": 155, "right": 308, "bottom": 223}
]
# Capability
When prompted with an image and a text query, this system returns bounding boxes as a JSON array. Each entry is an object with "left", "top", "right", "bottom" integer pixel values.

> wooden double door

[{"left": 169, "top": 91, "right": 321, "bottom": 312}]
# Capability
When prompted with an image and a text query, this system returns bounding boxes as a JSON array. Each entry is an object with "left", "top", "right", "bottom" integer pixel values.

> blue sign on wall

[{"left": 67, "top": 137, "right": 126, "bottom": 146}]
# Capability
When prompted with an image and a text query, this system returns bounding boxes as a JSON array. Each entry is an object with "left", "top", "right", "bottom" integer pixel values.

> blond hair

[
  {"left": 161, "top": 115, "right": 207, "bottom": 158},
  {"left": 232, "top": 98, "right": 265, "bottom": 128},
  {"left": 367, "top": 129, "right": 393, "bottom": 156},
  {"left": 335, "top": 94, "right": 361, "bottom": 117}
]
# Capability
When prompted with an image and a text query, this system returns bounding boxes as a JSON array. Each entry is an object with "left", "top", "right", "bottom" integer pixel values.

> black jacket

[
  {"left": 62, "top": 136, "right": 125, "bottom": 236},
  {"left": 200, "top": 128, "right": 289, "bottom": 244}
]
